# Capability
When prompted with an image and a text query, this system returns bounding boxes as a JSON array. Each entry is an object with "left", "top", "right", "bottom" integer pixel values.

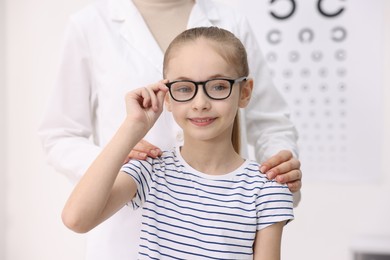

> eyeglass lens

[{"left": 170, "top": 79, "right": 232, "bottom": 101}]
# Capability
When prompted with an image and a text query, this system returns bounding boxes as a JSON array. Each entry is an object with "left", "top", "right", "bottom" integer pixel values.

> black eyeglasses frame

[{"left": 165, "top": 76, "right": 247, "bottom": 102}]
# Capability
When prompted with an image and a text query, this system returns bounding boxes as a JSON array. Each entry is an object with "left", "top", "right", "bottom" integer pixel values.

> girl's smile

[{"left": 188, "top": 117, "right": 216, "bottom": 127}]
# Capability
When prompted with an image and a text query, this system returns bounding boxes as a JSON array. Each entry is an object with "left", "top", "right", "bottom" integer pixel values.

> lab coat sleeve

[
  {"left": 37, "top": 17, "right": 100, "bottom": 184},
  {"left": 236, "top": 17, "right": 301, "bottom": 207},
  {"left": 237, "top": 17, "right": 299, "bottom": 162}
]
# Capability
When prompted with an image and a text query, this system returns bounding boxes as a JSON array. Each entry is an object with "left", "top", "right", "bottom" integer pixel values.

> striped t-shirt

[{"left": 121, "top": 147, "right": 294, "bottom": 260}]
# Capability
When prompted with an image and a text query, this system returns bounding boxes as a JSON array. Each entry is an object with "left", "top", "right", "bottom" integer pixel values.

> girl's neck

[
  {"left": 132, "top": 0, "right": 195, "bottom": 52},
  {"left": 180, "top": 140, "right": 244, "bottom": 175}
]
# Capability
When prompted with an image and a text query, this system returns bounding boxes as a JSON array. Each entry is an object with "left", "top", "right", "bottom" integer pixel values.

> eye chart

[{"left": 220, "top": 0, "right": 384, "bottom": 182}]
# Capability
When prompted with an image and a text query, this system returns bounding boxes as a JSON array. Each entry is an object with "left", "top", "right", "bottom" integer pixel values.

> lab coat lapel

[
  {"left": 108, "top": 0, "right": 222, "bottom": 72},
  {"left": 109, "top": 0, "right": 163, "bottom": 73}
]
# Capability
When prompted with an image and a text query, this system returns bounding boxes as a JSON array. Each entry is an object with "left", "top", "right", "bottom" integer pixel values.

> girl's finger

[
  {"left": 140, "top": 87, "right": 151, "bottom": 108},
  {"left": 147, "top": 82, "right": 168, "bottom": 111},
  {"left": 156, "top": 90, "right": 167, "bottom": 108},
  {"left": 150, "top": 87, "right": 160, "bottom": 111}
]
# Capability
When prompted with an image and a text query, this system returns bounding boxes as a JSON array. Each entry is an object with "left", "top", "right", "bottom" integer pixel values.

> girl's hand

[{"left": 125, "top": 80, "right": 169, "bottom": 131}]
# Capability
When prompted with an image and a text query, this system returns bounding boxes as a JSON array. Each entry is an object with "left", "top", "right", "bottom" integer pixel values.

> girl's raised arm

[{"left": 61, "top": 82, "right": 168, "bottom": 233}]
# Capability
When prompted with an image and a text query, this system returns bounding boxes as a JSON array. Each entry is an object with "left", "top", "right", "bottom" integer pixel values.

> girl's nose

[{"left": 191, "top": 85, "right": 211, "bottom": 111}]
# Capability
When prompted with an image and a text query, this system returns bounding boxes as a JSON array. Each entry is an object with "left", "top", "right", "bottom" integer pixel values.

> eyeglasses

[{"left": 166, "top": 77, "right": 247, "bottom": 102}]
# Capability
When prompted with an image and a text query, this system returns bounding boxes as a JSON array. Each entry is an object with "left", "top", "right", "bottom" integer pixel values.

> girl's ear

[
  {"left": 239, "top": 78, "right": 253, "bottom": 108},
  {"left": 165, "top": 92, "right": 173, "bottom": 112}
]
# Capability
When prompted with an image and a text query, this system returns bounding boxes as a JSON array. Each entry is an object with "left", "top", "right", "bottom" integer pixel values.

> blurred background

[{"left": 1, "top": 0, "right": 389, "bottom": 259}]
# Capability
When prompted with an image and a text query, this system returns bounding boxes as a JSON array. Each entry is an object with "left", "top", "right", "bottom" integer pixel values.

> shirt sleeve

[
  {"left": 256, "top": 180, "right": 294, "bottom": 230},
  {"left": 37, "top": 15, "right": 100, "bottom": 184},
  {"left": 120, "top": 159, "right": 155, "bottom": 210}
]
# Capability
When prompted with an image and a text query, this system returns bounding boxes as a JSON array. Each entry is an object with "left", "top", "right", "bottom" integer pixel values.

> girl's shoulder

[
  {"left": 229, "top": 160, "right": 269, "bottom": 188},
  {"left": 241, "top": 160, "right": 266, "bottom": 177}
]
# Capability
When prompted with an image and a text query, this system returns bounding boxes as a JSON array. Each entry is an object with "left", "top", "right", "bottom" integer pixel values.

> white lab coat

[{"left": 38, "top": 0, "right": 299, "bottom": 259}]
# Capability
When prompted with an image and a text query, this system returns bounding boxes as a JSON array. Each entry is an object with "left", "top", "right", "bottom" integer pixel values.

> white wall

[
  {"left": 4, "top": 1, "right": 390, "bottom": 260},
  {"left": 1, "top": 0, "right": 6, "bottom": 259},
  {"left": 5, "top": 1, "right": 90, "bottom": 259},
  {"left": 281, "top": 2, "right": 390, "bottom": 258}
]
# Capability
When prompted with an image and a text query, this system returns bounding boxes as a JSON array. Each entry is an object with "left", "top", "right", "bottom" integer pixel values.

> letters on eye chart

[{"left": 222, "top": 0, "right": 384, "bottom": 182}]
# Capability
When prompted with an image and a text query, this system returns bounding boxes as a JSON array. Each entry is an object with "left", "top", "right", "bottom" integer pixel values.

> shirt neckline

[{"left": 173, "top": 146, "right": 250, "bottom": 180}]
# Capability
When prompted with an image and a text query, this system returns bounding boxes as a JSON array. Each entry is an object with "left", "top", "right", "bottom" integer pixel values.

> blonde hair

[{"left": 163, "top": 27, "right": 249, "bottom": 154}]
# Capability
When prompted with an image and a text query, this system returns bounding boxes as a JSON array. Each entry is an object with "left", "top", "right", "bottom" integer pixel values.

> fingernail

[
  {"left": 260, "top": 166, "right": 266, "bottom": 173},
  {"left": 266, "top": 171, "right": 275, "bottom": 180},
  {"left": 151, "top": 150, "right": 158, "bottom": 156},
  {"left": 139, "top": 152, "right": 147, "bottom": 158}
]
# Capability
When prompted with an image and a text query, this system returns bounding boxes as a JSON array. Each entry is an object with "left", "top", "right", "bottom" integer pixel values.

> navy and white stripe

[{"left": 121, "top": 147, "right": 294, "bottom": 259}]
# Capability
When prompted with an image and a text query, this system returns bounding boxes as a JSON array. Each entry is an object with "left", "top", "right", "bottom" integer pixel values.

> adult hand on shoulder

[
  {"left": 125, "top": 139, "right": 162, "bottom": 162},
  {"left": 260, "top": 150, "right": 302, "bottom": 193}
]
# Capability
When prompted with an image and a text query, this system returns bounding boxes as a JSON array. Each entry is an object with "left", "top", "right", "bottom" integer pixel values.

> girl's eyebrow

[{"left": 170, "top": 74, "right": 231, "bottom": 81}]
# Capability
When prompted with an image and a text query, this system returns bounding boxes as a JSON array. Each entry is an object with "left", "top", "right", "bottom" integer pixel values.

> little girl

[{"left": 62, "top": 26, "right": 294, "bottom": 260}]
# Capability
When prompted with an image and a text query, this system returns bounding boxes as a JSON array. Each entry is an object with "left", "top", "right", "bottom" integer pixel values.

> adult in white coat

[{"left": 38, "top": 0, "right": 302, "bottom": 259}]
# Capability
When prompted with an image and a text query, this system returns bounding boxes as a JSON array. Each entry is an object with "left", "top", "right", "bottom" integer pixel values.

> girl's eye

[
  {"left": 209, "top": 82, "right": 229, "bottom": 92},
  {"left": 212, "top": 84, "right": 228, "bottom": 91},
  {"left": 175, "top": 86, "right": 193, "bottom": 93}
]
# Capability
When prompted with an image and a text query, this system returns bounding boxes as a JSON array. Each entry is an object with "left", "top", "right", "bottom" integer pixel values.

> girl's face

[{"left": 165, "top": 38, "right": 252, "bottom": 145}]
